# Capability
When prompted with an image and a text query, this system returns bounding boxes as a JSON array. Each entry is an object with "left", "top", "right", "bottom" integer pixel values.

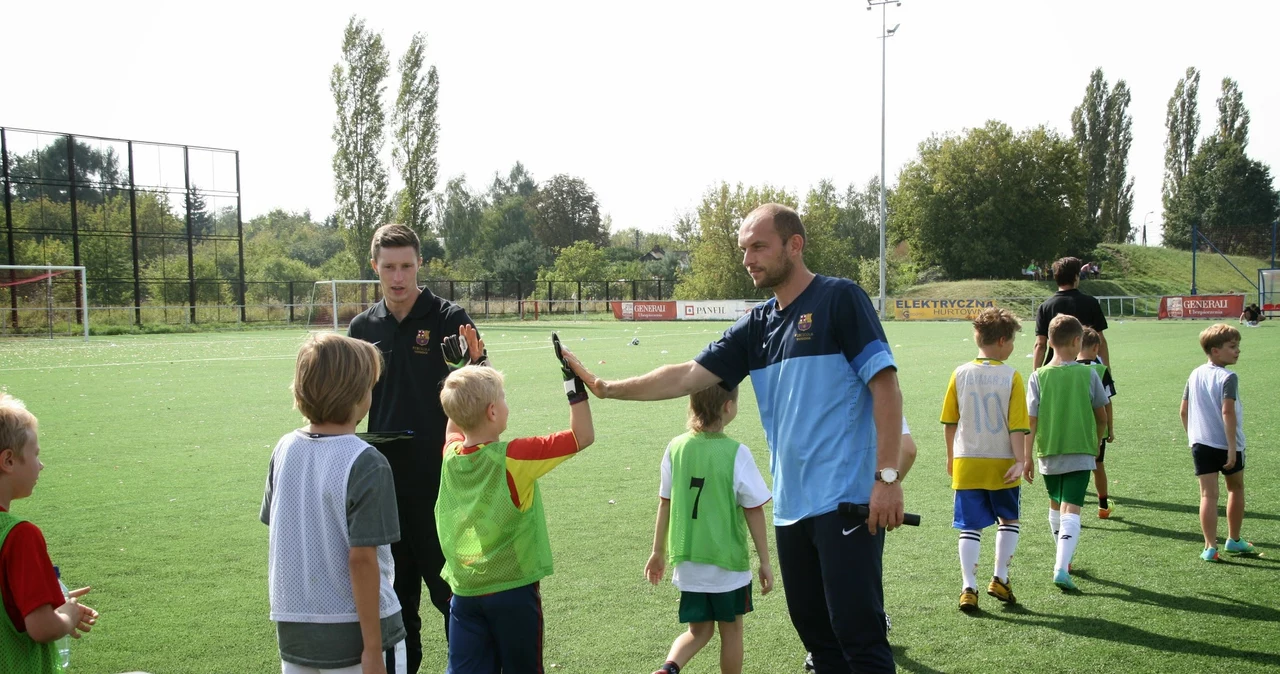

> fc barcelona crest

[
  {"left": 416, "top": 330, "right": 431, "bottom": 346},
  {"left": 797, "top": 313, "right": 813, "bottom": 332}
]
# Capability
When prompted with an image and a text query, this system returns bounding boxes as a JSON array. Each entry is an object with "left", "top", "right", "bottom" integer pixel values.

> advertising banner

[
  {"left": 893, "top": 298, "right": 996, "bottom": 321},
  {"left": 677, "top": 300, "right": 757, "bottom": 321},
  {"left": 1157, "top": 294, "right": 1244, "bottom": 320},
  {"left": 611, "top": 301, "right": 677, "bottom": 321}
]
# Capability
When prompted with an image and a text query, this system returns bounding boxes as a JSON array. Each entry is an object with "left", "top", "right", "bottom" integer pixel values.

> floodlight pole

[
  {"left": 868, "top": 0, "right": 901, "bottom": 319},
  {"left": 1142, "top": 211, "right": 1153, "bottom": 246}
]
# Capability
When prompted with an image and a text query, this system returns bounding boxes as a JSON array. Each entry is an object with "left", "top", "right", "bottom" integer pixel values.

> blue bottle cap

[{"left": 53, "top": 565, "right": 61, "bottom": 579}]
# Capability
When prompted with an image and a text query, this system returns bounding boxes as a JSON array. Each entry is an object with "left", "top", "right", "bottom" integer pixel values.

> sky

[{"left": 4, "top": 0, "right": 1278, "bottom": 247}]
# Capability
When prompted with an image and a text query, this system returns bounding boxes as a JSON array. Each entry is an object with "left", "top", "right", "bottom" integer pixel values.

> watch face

[{"left": 880, "top": 468, "right": 899, "bottom": 483}]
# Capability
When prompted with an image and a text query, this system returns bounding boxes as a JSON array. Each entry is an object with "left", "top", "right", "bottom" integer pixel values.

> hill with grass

[{"left": 898, "top": 244, "right": 1273, "bottom": 317}]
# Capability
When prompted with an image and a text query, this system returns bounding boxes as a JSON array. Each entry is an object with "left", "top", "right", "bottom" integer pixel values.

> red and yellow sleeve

[
  {"left": 940, "top": 371, "right": 960, "bottom": 424},
  {"left": 505, "top": 430, "right": 581, "bottom": 511},
  {"left": 443, "top": 432, "right": 466, "bottom": 457}
]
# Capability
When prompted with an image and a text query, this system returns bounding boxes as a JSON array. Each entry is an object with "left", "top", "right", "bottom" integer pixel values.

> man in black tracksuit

[{"left": 349, "top": 224, "right": 484, "bottom": 673}]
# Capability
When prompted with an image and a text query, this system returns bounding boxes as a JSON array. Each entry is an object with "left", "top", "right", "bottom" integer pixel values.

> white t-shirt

[
  {"left": 659, "top": 442, "right": 771, "bottom": 593},
  {"left": 1184, "top": 363, "right": 1246, "bottom": 451}
]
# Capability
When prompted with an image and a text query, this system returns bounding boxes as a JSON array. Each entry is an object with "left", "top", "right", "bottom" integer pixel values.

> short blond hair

[
  {"left": 441, "top": 366, "right": 506, "bottom": 431},
  {"left": 972, "top": 308, "right": 1021, "bottom": 346},
  {"left": 293, "top": 333, "right": 383, "bottom": 425},
  {"left": 1048, "top": 314, "right": 1084, "bottom": 350},
  {"left": 1200, "top": 323, "right": 1241, "bottom": 354},
  {"left": 688, "top": 384, "right": 739, "bottom": 432},
  {"left": 0, "top": 393, "right": 38, "bottom": 458}
]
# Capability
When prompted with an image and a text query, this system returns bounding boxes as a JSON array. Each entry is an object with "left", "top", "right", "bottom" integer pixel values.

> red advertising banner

[
  {"left": 1157, "top": 294, "right": 1245, "bottom": 320},
  {"left": 611, "top": 301, "right": 677, "bottom": 321}
]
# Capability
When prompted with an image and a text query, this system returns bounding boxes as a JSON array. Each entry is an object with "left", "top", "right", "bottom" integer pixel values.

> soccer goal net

[
  {"left": 0, "top": 265, "right": 89, "bottom": 340},
  {"left": 1261, "top": 268, "right": 1280, "bottom": 318},
  {"left": 305, "top": 280, "right": 385, "bottom": 331}
]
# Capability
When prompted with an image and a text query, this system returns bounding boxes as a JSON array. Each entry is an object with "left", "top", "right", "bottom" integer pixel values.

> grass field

[{"left": 2, "top": 319, "right": 1278, "bottom": 673}]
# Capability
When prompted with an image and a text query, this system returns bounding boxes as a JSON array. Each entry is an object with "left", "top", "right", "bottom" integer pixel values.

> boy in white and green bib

[{"left": 645, "top": 384, "right": 774, "bottom": 674}]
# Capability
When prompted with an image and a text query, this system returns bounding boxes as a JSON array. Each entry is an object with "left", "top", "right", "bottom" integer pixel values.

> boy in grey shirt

[{"left": 1180, "top": 323, "right": 1256, "bottom": 562}]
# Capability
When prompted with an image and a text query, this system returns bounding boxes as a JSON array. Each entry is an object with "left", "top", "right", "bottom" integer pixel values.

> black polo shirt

[
  {"left": 348, "top": 287, "right": 475, "bottom": 470},
  {"left": 1036, "top": 288, "right": 1108, "bottom": 363}
]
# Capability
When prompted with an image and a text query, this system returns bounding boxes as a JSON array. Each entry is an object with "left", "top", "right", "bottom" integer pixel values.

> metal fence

[{"left": 1, "top": 127, "right": 244, "bottom": 329}]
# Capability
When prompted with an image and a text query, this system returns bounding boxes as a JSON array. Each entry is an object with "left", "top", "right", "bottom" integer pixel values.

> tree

[
  {"left": 489, "top": 240, "right": 552, "bottom": 284},
  {"left": 801, "top": 180, "right": 862, "bottom": 284},
  {"left": 9, "top": 136, "right": 123, "bottom": 205},
  {"left": 186, "top": 185, "right": 214, "bottom": 237},
  {"left": 675, "top": 183, "right": 797, "bottom": 300},
  {"left": 331, "top": 16, "right": 391, "bottom": 278},
  {"left": 1164, "top": 140, "right": 1278, "bottom": 254},
  {"left": 1163, "top": 67, "right": 1201, "bottom": 231},
  {"left": 437, "top": 176, "right": 483, "bottom": 259},
  {"left": 476, "top": 163, "right": 540, "bottom": 255},
  {"left": 840, "top": 177, "right": 882, "bottom": 259},
  {"left": 891, "top": 121, "right": 1087, "bottom": 280},
  {"left": 1071, "top": 69, "right": 1134, "bottom": 243},
  {"left": 391, "top": 32, "right": 440, "bottom": 243},
  {"left": 1217, "top": 77, "right": 1250, "bottom": 147},
  {"left": 532, "top": 175, "right": 605, "bottom": 248}
]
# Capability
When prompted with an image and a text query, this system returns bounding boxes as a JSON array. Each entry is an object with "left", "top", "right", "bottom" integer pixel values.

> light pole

[
  {"left": 1142, "top": 210, "right": 1154, "bottom": 246},
  {"left": 868, "top": 0, "right": 901, "bottom": 319}
]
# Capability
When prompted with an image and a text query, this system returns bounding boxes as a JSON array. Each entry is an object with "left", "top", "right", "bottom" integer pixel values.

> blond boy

[
  {"left": 262, "top": 333, "right": 405, "bottom": 674},
  {"left": 435, "top": 335, "right": 594, "bottom": 673},
  {"left": 1026, "top": 315, "right": 1109, "bottom": 591},
  {"left": 0, "top": 394, "right": 98, "bottom": 674},
  {"left": 1181, "top": 324, "right": 1256, "bottom": 561},
  {"left": 941, "top": 308, "right": 1030, "bottom": 612}
]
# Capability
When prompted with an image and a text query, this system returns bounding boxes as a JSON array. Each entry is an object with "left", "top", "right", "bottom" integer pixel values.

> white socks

[
  {"left": 959, "top": 530, "right": 981, "bottom": 589},
  {"left": 1049, "top": 509, "right": 1061, "bottom": 540},
  {"left": 1055, "top": 513, "right": 1081, "bottom": 573},
  {"left": 995, "top": 523, "right": 1020, "bottom": 582}
]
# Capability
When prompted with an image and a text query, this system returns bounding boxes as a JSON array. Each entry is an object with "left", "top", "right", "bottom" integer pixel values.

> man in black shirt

[
  {"left": 348, "top": 224, "right": 484, "bottom": 673},
  {"left": 1033, "top": 256, "right": 1111, "bottom": 369}
]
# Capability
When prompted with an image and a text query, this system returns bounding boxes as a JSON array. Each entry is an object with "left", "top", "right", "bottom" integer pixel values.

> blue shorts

[{"left": 952, "top": 487, "right": 1021, "bottom": 530}]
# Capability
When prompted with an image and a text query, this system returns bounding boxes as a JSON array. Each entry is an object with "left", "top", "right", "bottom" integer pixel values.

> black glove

[
  {"left": 552, "top": 333, "right": 588, "bottom": 405},
  {"left": 442, "top": 333, "right": 488, "bottom": 371}
]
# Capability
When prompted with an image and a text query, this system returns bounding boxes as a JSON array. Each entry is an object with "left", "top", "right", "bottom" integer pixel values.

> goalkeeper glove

[
  {"left": 442, "top": 333, "right": 488, "bottom": 371},
  {"left": 552, "top": 333, "right": 588, "bottom": 405}
]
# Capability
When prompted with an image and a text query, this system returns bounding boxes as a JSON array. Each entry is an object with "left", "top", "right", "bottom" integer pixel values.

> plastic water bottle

[{"left": 54, "top": 566, "right": 71, "bottom": 670}]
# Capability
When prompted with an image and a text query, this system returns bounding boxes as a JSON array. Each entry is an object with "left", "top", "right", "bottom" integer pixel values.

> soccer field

[{"left": 2, "top": 319, "right": 1278, "bottom": 673}]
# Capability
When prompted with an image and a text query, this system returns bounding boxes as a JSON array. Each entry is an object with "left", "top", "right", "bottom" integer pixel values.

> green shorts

[
  {"left": 1044, "top": 471, "right": 1091, "bottom": 507},
  {"left": 678, "top": 583, "right": 753, "bottom": 623}
]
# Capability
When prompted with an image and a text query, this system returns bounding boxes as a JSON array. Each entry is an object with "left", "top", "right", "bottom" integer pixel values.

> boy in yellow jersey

[
  {"left": 1026, "top": 315, "right": 1109, "bottom": 591},
  {"left": 436, "top": 332, "right": 594, "bottom": 673},
  {"left": 1077, "top": 327, "right": 1117, "bottom": 518},
  {"left": 941, "top": 308, "right": 1030, "bottom": 612},
  {"left": 645, "top": 384, "right": 774, "bottom": 674}
]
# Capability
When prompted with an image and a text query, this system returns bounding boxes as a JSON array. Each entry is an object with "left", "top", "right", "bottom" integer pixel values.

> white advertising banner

[{"left": 676, "top": 300, "right": 759, "bottom": 321}]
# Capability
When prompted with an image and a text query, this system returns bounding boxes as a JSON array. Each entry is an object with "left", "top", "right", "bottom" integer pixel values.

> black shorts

[
  {"left": 1096, "top": 438, "right": 1107, "bottom": 463},
  {"left": 1192, "top": 444, "right": 1245, "bottom": 476}
]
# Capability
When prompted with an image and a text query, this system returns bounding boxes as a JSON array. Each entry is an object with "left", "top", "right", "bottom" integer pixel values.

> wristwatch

[{"left": 875, "top": 468, "right": 900, "bottom": 485}]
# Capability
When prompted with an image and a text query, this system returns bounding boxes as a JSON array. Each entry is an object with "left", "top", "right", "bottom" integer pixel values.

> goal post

[
  {"left": 1260, "top": 268, "right": 1280, "bottom": 318},
  {"left": 0, "top": 265, "right": 89, "bottom": 341},
  {"left": 305, "top": 280, "right": 384, "bottom": 331}
]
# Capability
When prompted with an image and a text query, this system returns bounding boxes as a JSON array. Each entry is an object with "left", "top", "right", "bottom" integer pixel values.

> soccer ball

[{"left": 630, "top": 338, "right": 640, "bottom": 346}]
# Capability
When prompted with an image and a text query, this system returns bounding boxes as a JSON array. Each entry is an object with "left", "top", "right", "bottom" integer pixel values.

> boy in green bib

[
  {"left": 0, "top": 394, "right": 98, "bottom": 674},
  {"left": 436, "top": 335, "right": 594, "bottom": 673},
  {"left": 645, "top": 384, "right": 774, "bottom": 674},
  {"left": 1025, "top": 315, "right": 1109, "bottom": 591}
]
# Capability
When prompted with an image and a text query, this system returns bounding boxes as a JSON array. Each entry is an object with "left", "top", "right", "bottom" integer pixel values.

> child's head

[
  {"left": 1047, "top": 314, "right": 1084, "bottom": 356},
  {"left": 1199, "top": 323, "right": 1241, "bottom": 365},
  {"left": 441, "top": 366, "right": 508, "bottom": 433},
  {"left": 972, "top": 308, "right": 1021, "bottom": 360},
  {"left": 0, "top": 393, "right": 42, "bottom": 500},
  {"left": 1079, "top": 327, "right": 1101, "bottom": 360},
  {"left": 293, "top": 333, "right": 383, "bottom": 426},
  {"left": 688, "top": 384, "right": 739, "bottom": 432}
]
